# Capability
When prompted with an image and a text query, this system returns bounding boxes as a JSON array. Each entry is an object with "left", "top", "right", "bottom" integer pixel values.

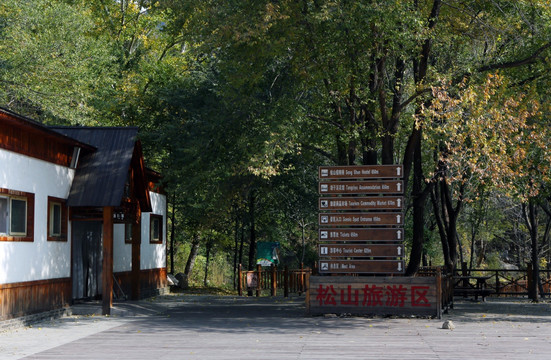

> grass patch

[{"left": 170, "top": 285, "right": 238, "bottom": 296}]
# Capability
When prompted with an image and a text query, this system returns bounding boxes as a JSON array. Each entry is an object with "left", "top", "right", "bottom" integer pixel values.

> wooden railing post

[
  {"left": 527, "top": 262, "right": 536, "bottom": 300},
  {"left": 256, "top": 264, "right": 262, "bottom": 297},
  {"left": 271, "top": 264, "right": 277, "bottom": 296},
  {"left": 436, "top": 267, "right": 442, "bottom": 319},
  {"left": 284, "top": 266, "right": 289, "bottom": 298},
  {"left": 495, "top": 270, "right": 500, "bottom": 296},
  {"left": 305, "top": 270, "right": 311, "bottom": 313},
  {"left": 238, "top": 264, "right": 243, "bottom": 296},
  {"left": 299, "top": 263, "right": 304, "bottom": 295}
]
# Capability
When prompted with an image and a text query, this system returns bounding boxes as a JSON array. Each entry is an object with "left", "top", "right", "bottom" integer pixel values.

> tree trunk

[
  {"left": 404, "top": 0, "right": 443, "bottom": 274},
  {"left": 204, "top": 238, "right": 212, "bottom": 287},
  {"left": 431, "top": 181, "right": 451, "bottom": 271},
  {"left": 239, "top": 225, "right": 244, "bottom": 268},
  {"left": 247, "top": 190, "right": 256, "bottom": 271},
  {"left": 182, "top": 235, "right": 200, "bottom": 290},
  {"left": 336, "top": 134, "right": 348, "bottom": 165},
  {"left": 405, "top": 128, "right": 429, "bottom": 275},
  {"left": 524, "top": 201, "right": 539, "bottom": 301},
  {"left": 233, "top": 209, "right": 239, "bottom": 289},
  {"left": 169, "top": 191, "right": 176, "bottom": 275},
  {"left": 247, "top": 190, "right": 256, "bottom": 296},
  {"left": 469, "top": 226, "right": 475, "bottom": 270},
  {"left": 442, "top": 180, "right": 462, "bottom": 270},
  {"left": 300, "top": 219, "right": 306, "bottom": 264},
  {"left": 361, "top": 111, "right": 378, "bottom": 165}
]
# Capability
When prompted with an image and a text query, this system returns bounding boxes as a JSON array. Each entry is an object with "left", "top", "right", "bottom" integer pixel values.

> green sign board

[{"left": 256, "top": 242, "right": 280, "bottom": 266}]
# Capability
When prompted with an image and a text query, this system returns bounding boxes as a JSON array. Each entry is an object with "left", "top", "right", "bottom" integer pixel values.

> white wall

[
  {"left": 113, "top": 224, "right": 131, "bottom": 272},
  {"left": 140, "top": 191, "right": 167, "bottom": 270},
  {"left": 0, "top": 149, "right": 74, "bottom": 284},
  {"left": 113, "top": 192, "right": 167, "bottom": 273}
]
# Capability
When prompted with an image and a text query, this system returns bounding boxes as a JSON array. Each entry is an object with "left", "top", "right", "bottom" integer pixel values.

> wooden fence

[
  {"left": 417, "top": 266, "right": 454, "bottom": 314},
  {"left": 453, "top": 267, "right": 551, "bottom": 297},
  {"left": 237, "top": 264, "right": 311, "bottom": 297}
]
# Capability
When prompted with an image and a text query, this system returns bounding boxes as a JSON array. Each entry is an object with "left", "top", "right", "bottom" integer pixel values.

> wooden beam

[
  {"left": 102, "top": 206, "right": 114, "bottom": 315},
  {"left": 131, "top": 217, "right": 141, "bottom": 300}
]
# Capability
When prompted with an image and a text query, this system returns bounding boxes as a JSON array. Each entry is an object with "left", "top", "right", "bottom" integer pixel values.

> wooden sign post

[
  {"left": 317, "top": 164, "right": 404, "bottom": 275},
  {"left": 306, "top": 164, "right": 446, "bottom": 317}
]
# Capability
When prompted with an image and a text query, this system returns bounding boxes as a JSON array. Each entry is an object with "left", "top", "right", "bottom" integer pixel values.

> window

[
  {"left": 47, "top": 197, "right": 67, "bottom": 241},
  {"left": 0, "top": 188, "right": 34, "bottom": 242},
  {"left": 70, "top": 147, "right": 81, "bottom": 169},
  {"left": 125, "top": 222, "right": 133, "bottom": 243},
  {"left": 0, "top": 197, "right": 9, "bottom": 234},
  {"left": 50, "top": 203, "right": 61, "bottom": 236},
  {"left": 10, "top": 198, "right": 27, "bottom": 235},
  {"left": 150, "top": 214, "right": 163, "bottom": 244}
]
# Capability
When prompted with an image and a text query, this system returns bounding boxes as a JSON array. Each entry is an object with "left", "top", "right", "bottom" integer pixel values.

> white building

[{"left": 0, "top": 108, "right": 167, "bottom": 320}]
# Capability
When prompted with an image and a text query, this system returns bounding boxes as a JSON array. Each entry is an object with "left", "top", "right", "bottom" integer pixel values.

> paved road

[{"left": 1, "top": 295, "right": 551, "bottom": 359}]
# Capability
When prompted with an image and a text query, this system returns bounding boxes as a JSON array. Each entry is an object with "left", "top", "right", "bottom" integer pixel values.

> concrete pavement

[{"left": 1, "top": 294, "right": 551, "bottom": 359}]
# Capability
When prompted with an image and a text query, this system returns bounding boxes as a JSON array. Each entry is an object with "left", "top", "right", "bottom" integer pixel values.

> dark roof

[
  {"left": 0, "top": 107, "right": 95, "bottom": 151},
  {"left": 50, "top": 126, "right": 141, "bottom": 208}
]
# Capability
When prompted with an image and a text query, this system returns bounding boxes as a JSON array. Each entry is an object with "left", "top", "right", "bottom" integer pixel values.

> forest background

[{"left": 2, "top": 0, "right": 551, "bottom": 299}]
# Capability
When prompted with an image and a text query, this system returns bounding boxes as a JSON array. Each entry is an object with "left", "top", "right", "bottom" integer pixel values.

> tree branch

[
  {"left": 398, "top": 87, "right": 432, "bottom": 112},
  {"left": 300, "top": 143, "right": 337, "bottom": 163},
  {"left": 307, "top": 114, "right": 344, "bottom": 130},
  {"left": 478, "top": 42, "right": 551, "bottom": 72}
]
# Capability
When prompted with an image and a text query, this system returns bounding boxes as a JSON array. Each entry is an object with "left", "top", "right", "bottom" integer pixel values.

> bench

[
  {"left": 453, "top": 287, "right": 495, "bottom": 301},
  {"left": 453, "top": 275, "right": 494, "bottom": 301}
]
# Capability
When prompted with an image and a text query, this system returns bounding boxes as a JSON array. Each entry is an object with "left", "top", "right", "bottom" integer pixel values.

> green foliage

[
  {"left": 3, "top": 0, "right": 551, "bottom": 282},
  {"left": 0, "top": 0, "right": 115, "bottom": 123},
  {"left": 173, "top": 241, "right": 233, "bottom": 288}
]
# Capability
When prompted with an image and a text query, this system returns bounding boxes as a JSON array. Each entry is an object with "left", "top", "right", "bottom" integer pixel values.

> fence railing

[
  {"left": 237, "top": 264, "right": 311, "bottom": 297},
  {"left": 452, "top": 267, "right": 551, "bottom": 297},
  {"left": 417, "top": 266, "right": 454, "bottom": 314},
  {"left": 237, "top": 263, "right": 551, "bottom": 301}
]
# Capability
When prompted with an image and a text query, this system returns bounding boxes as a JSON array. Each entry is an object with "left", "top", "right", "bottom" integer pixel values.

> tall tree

[{"left": 0, "top": 0, "right": 115, "bottom": 123}]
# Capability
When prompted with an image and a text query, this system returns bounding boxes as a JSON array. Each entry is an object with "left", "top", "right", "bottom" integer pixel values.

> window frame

[
  {"left": 0, "top": 188, "right": 34, "bottom": 242},
  {"left": 149, "top": 214, "right": 163, "bottom": 244},
  {"left": 47, "top": 196, "right": 67, "bottom": 242}
]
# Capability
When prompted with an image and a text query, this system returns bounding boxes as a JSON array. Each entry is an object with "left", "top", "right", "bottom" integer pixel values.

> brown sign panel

[
  {"left": 318, "top": 260, "right": 404, "bottom": 274},
  {"left": 319, "top": 196, "right": 403, "bottom": 211},
  {"left": 319, "top": 228, "right": 404, "bottom": 242},
  {"left": 319, "top": 213, "right": 403, "bottom": 226},
  {"left": 319, "top": 181, "right": 403, "bottom": 195},
  {"left": 319, "top": 165, "right": 403, "bottom": 180},
  {"left": 308, "top": 276, "right": 440, "bottom": 317},
  {"left": 319, "top": 244, "right": 404, "bottom": 258}
]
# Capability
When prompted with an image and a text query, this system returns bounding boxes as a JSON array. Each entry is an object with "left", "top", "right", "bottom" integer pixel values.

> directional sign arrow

[
  {"left": 318, "top": 181, "right": 404, "bottom": 194},
  {"left": 319, "top": 244, "right": 405, "bottom": 258},
  {"left": 319, "top": 196, "right": 404, "bottom": 211},
  {"left": 319, "top": 228, "right": 405, "bottom": 242},
  {"left": 319, "top": 165, "right": 404, "bottom": 179},
  {"left": 319, "top": 213, "right": 404, "bottom": 226},
  {"left": 318, "top": 260, "right": 405, "bottom": 274}
]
